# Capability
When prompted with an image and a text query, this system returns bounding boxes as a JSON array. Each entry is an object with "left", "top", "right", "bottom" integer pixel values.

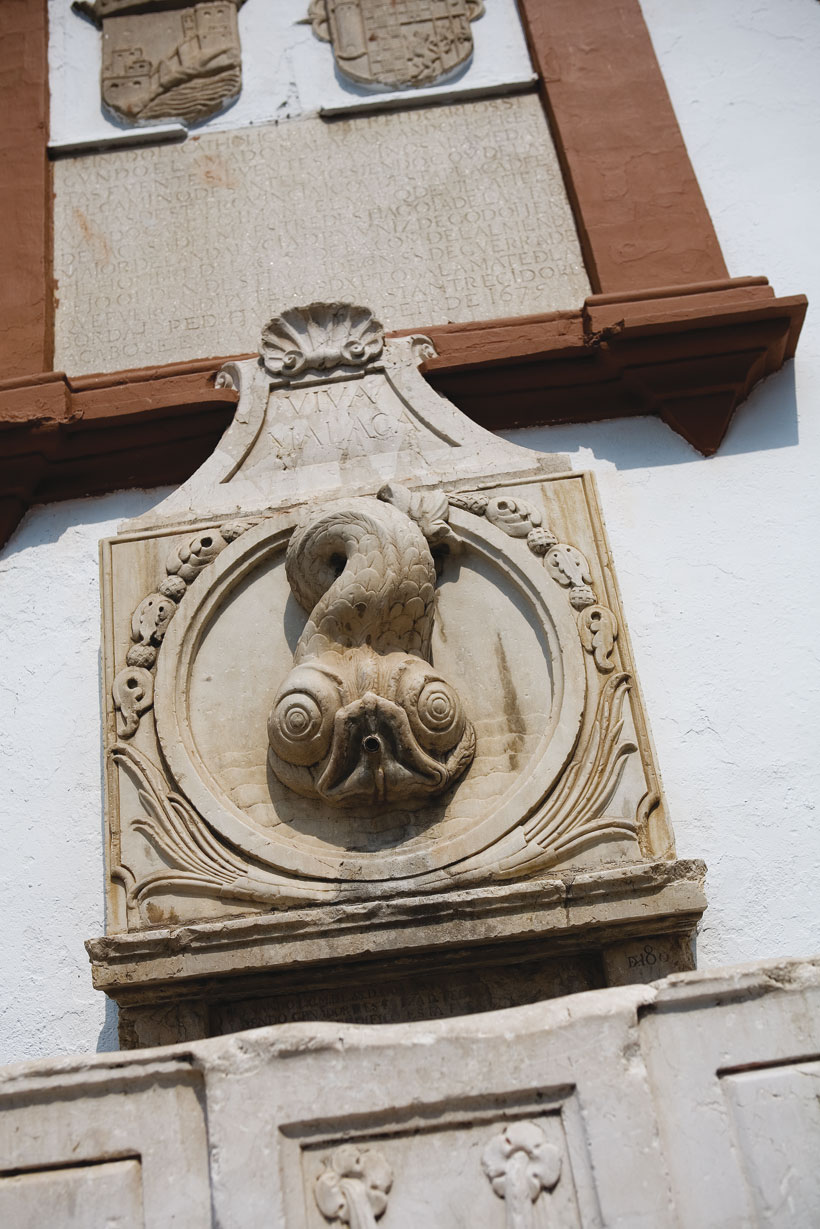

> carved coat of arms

[
  {"left": 73, "top": 0, "right": 247, "bottom": 127},
  {"left": 307, "top": 0, "right": 484, "bottom": 90}
]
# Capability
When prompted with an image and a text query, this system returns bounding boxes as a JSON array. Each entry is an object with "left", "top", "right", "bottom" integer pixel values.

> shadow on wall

[
  {"left": 97, "top": 996, "right": 119, "bottom": 1053},
  {"left": 1, "top": 487, "right": 177, "bottom": 560},
  {"left": 502, "top": 362, "right": 799, "bottom": 471}
]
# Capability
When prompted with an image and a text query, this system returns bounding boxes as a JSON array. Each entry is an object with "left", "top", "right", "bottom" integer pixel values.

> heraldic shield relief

[
  {"left": 73, "top": 0, "right": 247, "bottom": 127},
  {"left": 307, "top": 0, "right": 485, "bottom": 90}
]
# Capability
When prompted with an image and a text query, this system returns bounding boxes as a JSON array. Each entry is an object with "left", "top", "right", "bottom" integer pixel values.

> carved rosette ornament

[
  {"left": 482, "top": 1122, "right": 562, "bottom": 1229},
  {"left": 307, "top": 0, "right": 484, "bottom": 90},
  {"left": 314, "top": 1146, "right": 392, "bottom": 1229},
  {"left": 73, "top": 0, "right": 247, "bottom": 127}
]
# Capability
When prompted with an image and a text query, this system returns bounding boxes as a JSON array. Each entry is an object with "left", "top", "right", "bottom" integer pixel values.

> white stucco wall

[
  {"left": 1, "top": 0, "right": 818, "bottom": 1064},
  {"left": 0, "top": 490, "right": 173, "bottom": 1063},
  {"left": 504, "top": 0, "right": 820, "bottom": 969}
]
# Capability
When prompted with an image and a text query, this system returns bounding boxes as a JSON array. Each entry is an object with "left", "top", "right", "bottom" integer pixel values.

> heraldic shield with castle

[{"left": 73, "top": 0, "right": 247, "bottom": 127}]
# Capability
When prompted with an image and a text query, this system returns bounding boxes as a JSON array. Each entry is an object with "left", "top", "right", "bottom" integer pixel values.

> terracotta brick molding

[
  {"left": 0, "top": 280, "right": 805, "bottom": 551},
  {"left": 516, "top": 0, "right": 728, "bottom": 294},
  {"left": 419, "top": 280, "right": 806, "bottom": 449},
  {"left": 0, "top": 0, "right": 51, "bottom": 378}
]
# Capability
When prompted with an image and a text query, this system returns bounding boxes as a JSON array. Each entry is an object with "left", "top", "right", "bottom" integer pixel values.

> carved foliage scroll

[{"left": 111, "top": 743, "right": 335, "bottom": 917}]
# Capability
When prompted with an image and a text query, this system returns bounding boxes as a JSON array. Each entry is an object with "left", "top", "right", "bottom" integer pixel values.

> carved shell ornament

[
  {"left": 267, "top": 488, "right": 475, "bottom": 808},
  {"left": 260, "top": 303, "right": 384, "bottom": 380}
]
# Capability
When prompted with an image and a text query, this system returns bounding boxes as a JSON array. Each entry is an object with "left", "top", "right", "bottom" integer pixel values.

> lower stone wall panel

[{"left": 0, "top": 956, "right": 817, "bottom": 1227}]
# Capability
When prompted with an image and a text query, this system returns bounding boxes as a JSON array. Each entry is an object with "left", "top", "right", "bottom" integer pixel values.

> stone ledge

[
  {"left": 3, "top": 956, "right": 820, "bottom": 1228},
  {"left": 87, "top": 859, "right": 706, "bottom": 1006}
]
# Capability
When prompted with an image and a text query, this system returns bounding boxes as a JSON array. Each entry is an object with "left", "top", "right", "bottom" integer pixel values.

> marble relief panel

[{"left": 293, "top": 1103, "right": 593, "bottom": 1229}]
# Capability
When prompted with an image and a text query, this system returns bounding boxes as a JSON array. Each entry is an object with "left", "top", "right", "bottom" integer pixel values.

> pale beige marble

[
  {"left": 2, "top": 958, "right": 819, "bottom": 1227},
  {"left": 93, "top": 305, "right": 695, "bottom": 1039},
  {"left": 52, "top": 95, "right": 590, "bottom": 372}
]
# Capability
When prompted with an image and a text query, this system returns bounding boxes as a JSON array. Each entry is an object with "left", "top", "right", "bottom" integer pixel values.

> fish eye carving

[
  {"left": 268, "top": 668, "right": 340, "bottom": 767},
  {"left": 268, "top": 497, "right": 475, "bottom": 809},
  {"left": 396, "top": 664, "right": 466, "bottom": 754}
]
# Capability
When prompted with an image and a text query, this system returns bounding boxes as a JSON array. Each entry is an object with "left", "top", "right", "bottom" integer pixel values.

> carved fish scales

[
  {"left": 288, "top": 502, "right": 436, "bottom": 661},
  {"left": 268, "top": 497, "right": 475, "bottom": 809}
]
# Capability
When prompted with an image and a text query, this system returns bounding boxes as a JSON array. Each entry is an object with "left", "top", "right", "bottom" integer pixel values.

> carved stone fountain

[{"left": 88, "top": 303, "right": 705, "bottom": 1046}]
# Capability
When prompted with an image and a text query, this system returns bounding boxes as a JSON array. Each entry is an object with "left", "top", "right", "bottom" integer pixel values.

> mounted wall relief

[
  {"left": 50, "top": 0, "right": 534, "bottom": 151},
  {"left": 89, "top": 302, "right": 706, "bottom": 1047},
  {"left": 72, "top": 0, "right": 247, "bottom": 127},
  {"left": 307, "top": 0, "right": 485, "bottom": 90}
]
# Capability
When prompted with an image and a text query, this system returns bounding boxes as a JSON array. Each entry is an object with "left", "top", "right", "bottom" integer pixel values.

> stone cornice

[{"left": 1, "top": 280, "right": 805, "bottom": 549}]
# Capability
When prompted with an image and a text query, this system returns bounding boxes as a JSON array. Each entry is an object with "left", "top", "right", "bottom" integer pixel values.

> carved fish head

[{"left": 267, "top": 648, "right": 475, "bottom": 809}]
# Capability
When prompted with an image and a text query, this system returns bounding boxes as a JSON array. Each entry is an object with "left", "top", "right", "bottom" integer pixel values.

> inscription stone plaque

[
  {"left": 52, "top": 95, "right": 590, "bottom": 373},
  {"left": 89, "top": 301, "right": 705, "bottom": 1045}
]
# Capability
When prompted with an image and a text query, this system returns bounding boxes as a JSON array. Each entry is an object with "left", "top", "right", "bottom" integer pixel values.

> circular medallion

[{"left": 154, "top": 509, "right": 587, "bottom": 884}]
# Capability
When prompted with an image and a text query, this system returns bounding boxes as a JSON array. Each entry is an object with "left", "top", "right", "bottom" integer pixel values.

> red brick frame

[{"left": 0, "top": 0, "right": 806, "bottom": 550}]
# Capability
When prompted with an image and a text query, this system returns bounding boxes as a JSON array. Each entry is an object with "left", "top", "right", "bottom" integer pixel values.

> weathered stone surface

[
  {"left": 117, "top": 949, "right": 606, "bottom": 1047},
  {"left": 52, "top": 95, "right": 590, "bottom": 372},
  {"left": 642, "top": 959, "right": 820, "bottom": 1226},
  {"left": 74, "top": 0, "right": 246, "bottom": 128},
  {"left": 2, "top": 958, "right": 819, "bottom": 1226},
  {"left": 307, "top": 0, "right": 485, "bottom": 91},
  {"left": 90, "top": 302, "right": 699, "bottom": 1037},
  {"left": 267, "top": 487, "right": 477, "bottom": 810},
  {"left": 0, "top": 1160, "right": 143, "bottom": 1229},
  {"left": 89, "top": 860, "right": 706, "bottom": 1004},
  {"left": 91, "top": 860, "right": 706, "bottom": 1049},
  {"left": 0, "top": 1056, "right": 210, "bottom": 1228},
  {"left": 602, "top": 933, "right": 695, "bottom": 987}
]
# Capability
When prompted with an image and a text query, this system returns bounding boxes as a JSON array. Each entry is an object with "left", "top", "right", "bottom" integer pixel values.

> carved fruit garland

[
  {"left": 111, "top": 519, "right": 256, "bottom": 737},
  {"left": 447, "top": 492, "right": 619, "bottom": 673}
]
